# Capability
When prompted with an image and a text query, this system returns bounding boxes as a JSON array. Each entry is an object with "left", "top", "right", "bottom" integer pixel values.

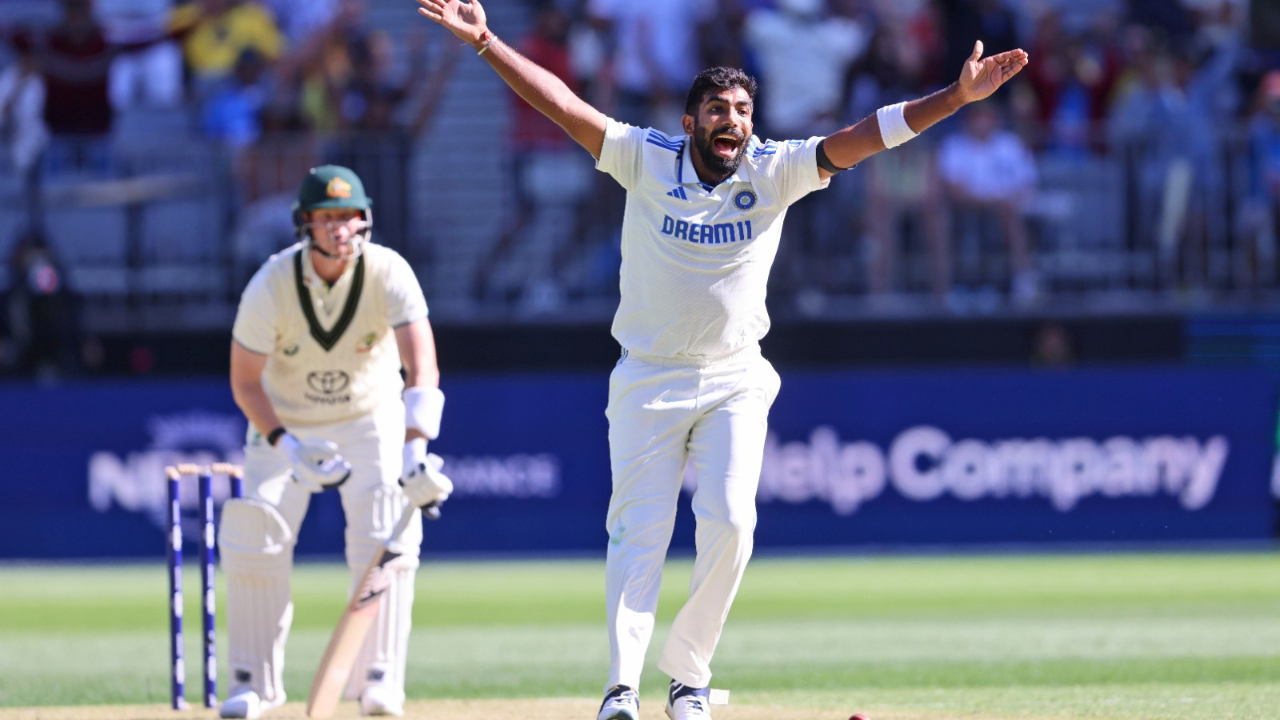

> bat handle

[{"left": 383, "top": 501, "right": 437, "bottom": 554}]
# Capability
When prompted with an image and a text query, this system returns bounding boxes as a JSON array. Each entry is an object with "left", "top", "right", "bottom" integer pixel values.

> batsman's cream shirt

[
  {"left": 232, "top": 242, "right": 427, "bottom": 427},
  {"left": 596, "top": 118, "right": 829, "bottom": 362}
]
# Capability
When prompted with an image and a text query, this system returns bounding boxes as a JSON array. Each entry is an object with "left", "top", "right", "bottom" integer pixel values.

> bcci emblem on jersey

[
  {"left": 733, "top": 189, "right": 758, "bottom": 211},
  {"left": 306, "top": 370, "right": 352, "bottom": 405}
]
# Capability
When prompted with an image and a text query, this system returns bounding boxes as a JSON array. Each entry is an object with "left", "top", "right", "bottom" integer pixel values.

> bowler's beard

[{"left": 693, "top": 123, "right": 747, "bottom": 181}]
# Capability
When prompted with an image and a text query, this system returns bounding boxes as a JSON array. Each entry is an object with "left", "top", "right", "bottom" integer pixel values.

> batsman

[{"left": 219, "top": 165, "right": 453, "bottom": 718}]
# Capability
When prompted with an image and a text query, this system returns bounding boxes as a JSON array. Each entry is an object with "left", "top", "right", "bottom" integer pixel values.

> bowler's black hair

[{"left": 684, "top": 67, "right": 758, "bottom": 116}]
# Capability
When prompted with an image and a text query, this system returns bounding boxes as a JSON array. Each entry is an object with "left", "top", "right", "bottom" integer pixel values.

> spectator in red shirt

[
  {"left": 23, "top": 0, "right": 115, "bottom": 138},
  {"left": 16, "top": 0, "right": 176, "bottom": 175},
  {"left": 1026, "top": 13, "right": 1121, "bottom": 156}
]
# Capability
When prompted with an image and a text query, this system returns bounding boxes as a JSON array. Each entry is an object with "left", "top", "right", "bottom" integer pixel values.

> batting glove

[
  {"left": 400, "top": 439, "right": 452, "bottom": 514},
  {"left": 278, "top": 433, "right": 352, "bottom": 492}
]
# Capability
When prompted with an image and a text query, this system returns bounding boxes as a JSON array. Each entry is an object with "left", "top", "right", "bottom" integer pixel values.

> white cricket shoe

[
  {"left": 597, "top": 684, "right": 640, "bottom": 720},
  {"left": 219, "top": 687, "right": 262, "bottom": 719},
  {"left": 359, "top": 685, "right": 405, "bottom": 717},
  {"left": 665, "top": 682, "right": 712, "bottom": 720}
]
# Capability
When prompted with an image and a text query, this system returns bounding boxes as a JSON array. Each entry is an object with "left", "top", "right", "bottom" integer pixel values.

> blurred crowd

[
  {"left": 511, "top": 0, "right": 1279, "bottom": 310},
  {"left": 0, "top": 0, "right": 1279, "bottom": 379},
  {"left": 0, "top": 0, "right": 458, "bottom": 253},
  {"left": 470, "top": 0, "right": 1280, "bottom": 314},
  {"left": 0, "top": 0, "right": 459, "bottom": 379}
]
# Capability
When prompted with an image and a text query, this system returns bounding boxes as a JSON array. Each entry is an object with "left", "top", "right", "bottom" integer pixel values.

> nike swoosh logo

[{"left": 353, "top": 586, "right": 386, "bottom": 610}]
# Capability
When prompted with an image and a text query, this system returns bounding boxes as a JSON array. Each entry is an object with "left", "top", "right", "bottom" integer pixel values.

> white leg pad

[
  {"left": 341, "top": 486, "right": 421, "bottom": 703},
  {"left": 219, "top": 498, "right": 295, "bottom": 708},
  {"left": 342, "top": 558, "right": 416, "bottom": 707}
]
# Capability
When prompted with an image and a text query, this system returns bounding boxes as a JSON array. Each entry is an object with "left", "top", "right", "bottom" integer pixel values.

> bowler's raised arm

[
  {"left": 818, "top": 40, "right": 1029, "bottom": 179},
  {"left": 416, "top": 0, "right": 608, "bottom": 159}
]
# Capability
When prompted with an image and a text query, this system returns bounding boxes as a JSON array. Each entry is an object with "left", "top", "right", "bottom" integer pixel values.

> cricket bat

[{"left": 305, "top": 503, "right": 437, "bottom": 718}]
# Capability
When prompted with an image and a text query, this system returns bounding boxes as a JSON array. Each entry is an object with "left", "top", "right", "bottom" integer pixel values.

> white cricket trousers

[{"left": 604, "top": 348, "right": 781, "bottom": 691}]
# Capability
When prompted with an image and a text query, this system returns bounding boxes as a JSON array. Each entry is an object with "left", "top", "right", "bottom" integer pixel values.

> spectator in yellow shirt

[{"left": 170, "top": 0, "right": 284, "bottom": 84}]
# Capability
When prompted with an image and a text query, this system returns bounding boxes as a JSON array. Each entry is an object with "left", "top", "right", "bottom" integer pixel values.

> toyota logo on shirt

[{"left": 307, "top": 371, "right": 351, "bottom": 395}]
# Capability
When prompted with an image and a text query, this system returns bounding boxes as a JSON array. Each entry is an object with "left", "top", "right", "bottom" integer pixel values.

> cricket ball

[{"left": 849, "top": 715, "right": 870, "bottom": 720}]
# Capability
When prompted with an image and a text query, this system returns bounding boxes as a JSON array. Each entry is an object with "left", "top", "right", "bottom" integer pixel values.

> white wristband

[
  {"left": 876, "top": 102, "right": 917, "bottom": 149},
  {"left": 404, "top": 386, "right": 444, "bottom": 440}
]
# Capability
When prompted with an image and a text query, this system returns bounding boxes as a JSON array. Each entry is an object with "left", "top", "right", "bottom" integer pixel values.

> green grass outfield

[{"left": 0, "top": 553, "right": 1278, "bottom": 719}]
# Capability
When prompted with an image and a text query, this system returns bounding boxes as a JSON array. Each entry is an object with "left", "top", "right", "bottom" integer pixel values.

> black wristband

[
  {"left": 816, "top": 138, "right": 853, "bottom": 174},
  {"left": 267, "top": 427, "right": 287, "bottom": 446}
]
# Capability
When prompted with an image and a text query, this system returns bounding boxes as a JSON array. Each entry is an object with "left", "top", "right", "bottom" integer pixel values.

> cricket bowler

[{"left": 417, "top": 1, "right": 1029, "bottom": 717}]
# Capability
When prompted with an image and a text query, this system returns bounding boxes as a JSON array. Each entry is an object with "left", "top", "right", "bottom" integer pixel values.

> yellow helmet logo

[{"left": 326, "top": 177, "right": 352, "bottom": 199}]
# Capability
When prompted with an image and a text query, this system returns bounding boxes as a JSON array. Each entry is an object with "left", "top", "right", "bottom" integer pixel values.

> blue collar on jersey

[{"left": 677, "top": 137, "right": 746, "bottom": 193}]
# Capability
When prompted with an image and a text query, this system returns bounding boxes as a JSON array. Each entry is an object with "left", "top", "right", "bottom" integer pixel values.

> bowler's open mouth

[{"left": 712, "top": 132, "right": 742, "bottom": 158}]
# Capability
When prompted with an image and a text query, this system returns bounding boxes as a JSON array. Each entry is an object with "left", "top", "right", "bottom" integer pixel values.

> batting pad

[
  {"left": 342, "top": 558, "right": 416, "bottom": 703},
  {"left": 345, "top": 486, "right": 423, "bottom": 569},
  {"left": 219, "top": 499, "right": 295, "bottom": 707}
]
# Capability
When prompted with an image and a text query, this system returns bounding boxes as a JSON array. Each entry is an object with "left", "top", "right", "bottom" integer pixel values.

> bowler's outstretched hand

[
  {"left": 956, "top": 40, "right": 1029, "bottom": 104},
  {"left": 417, "top": 0, "right": 488, "bottom": 45}
]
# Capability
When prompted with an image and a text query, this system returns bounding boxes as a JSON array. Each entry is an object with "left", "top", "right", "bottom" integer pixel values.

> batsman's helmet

[{"left": 292, "top": 165, "right": 373, "bottom": 257}]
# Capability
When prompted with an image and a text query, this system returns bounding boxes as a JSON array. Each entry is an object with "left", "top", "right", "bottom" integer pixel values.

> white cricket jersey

[
  {"left": 596, "top": 118, "right": 829, "bottom": 362},
  {"left": 232, "top": 242, "right": 427, "bottom": 427}
]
